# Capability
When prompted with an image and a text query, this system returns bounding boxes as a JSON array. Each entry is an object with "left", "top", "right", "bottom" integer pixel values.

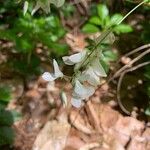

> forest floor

[{"left": 4, "top": 71, "right": 150, "bottom": 150}]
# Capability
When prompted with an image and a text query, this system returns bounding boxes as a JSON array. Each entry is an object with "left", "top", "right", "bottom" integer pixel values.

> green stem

[
  {"left": 117, "top": 0, "right": 146, "bottom": 25},
  {"left": 78, "top": 28, "right": 112, "bottom": 69}
]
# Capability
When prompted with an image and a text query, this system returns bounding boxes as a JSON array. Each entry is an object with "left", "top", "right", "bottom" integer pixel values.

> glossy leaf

[
  {"left": 82, "top": 23, "right": 99, "bottom": 33},
  {"left": 0, "top": 86, "right": 11, "bottom": 103},
  {"left": 89, "top": 16, "right": 102, "bottom": 25},
  {"left": 110, "top": 14, "right": 123, "bottom": 25},
  {"left": 113, "top": 24, "right": 133, "bottom": 34},
  {"left": 97, "top": 4, "right": 109, "bottom": 21}
]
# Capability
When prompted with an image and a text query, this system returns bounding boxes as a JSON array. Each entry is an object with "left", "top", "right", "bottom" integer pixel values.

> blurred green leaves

[
  {"left": 0, "top": 13, "right": 67, "bottom": 54},
  {"left": 113, "top": 24, "right": 133, "bottom": 34},
  {"left": 82, "top": 23, "right": 99, "bottom": 33},
  {"left": 0, "top": 85, "right": 22, "bottom": 147},
  {"left": 97, "top": 4, "right": 109, "bottom": 21},
  {"left": 0, "top": 86, "right": 11, "bottom": 103},
  {"left": 0, "top": 126, "right": 15, "bottom": 146},
  {"left": 0, "top": 0, "right": 68, "bottom": 76},
  {"left": 0, "top": 109, "right": 15, "bottom": 146},
  {"left": 0, "top": 108, "right": 14, "bottom": 126},
  {"left": 82, "top": 4, "right": 133, "bottom": 34}
]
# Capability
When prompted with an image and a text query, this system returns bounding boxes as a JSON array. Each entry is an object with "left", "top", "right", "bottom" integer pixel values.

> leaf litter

[{"left": 7, "top": 76, "right": 150, "bottom": 150}]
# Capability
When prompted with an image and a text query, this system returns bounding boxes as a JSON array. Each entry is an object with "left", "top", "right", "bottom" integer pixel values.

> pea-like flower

[
  {"left": 71, "top": 80, "right": 95, "bottom": 108},
  {"left": 42, "top": 59, "right": 63, "bottom": 81},
  {"left": 62, "top": 50, "right": 107, "bottom": 108},
  {"left": 42, "top": 49, "right": 107, "bottom": 108},
  {"left": 62, "top": 50, "right": 87, "bottom": 65}
]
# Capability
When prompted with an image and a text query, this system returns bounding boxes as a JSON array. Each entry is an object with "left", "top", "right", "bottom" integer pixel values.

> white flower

[
  {"left": 79, "top": 67, "right": 100, "bottom": 87},
  {"left": 53, "top": 59, "right": 63, "bottom": 78},
  {"left": 62, "top": 50, "right": 86, "bottom": 65},
  {"left": 51, "top": 0, "right": 65, "bottom": 7},
  {"left": 72, "top": 80, "right": 95, "bottom": 99},
  {"left": 42, "top": 59, "right": 63, "bottom": 81},
  {"left": 71, "top": 80, "right": 96, "bottom": 108},
  {"left": 91, "top": 58, "right": 107, "bottom": 77},
  {"left": 71, "top": 97, "right": 82, "bottom": 108}
]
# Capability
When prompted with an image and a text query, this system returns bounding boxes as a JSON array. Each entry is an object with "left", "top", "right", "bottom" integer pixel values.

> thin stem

[
  {"left": 77, "top": 0, "right": 146, "bottom": 71},
  {"left": 72, "top": 0, "right": 147, "bottom": 81},
  {"left": 125, "top": 44, "right": 150, "bottom": 57},
  {"left": 117, "top": 61, "right": 150, "bottom": 115},
  {"left": 117, "top": 0, "right": 146, "bottom": 25},
  {"left": 113, "top": 48, "right": 150, "bottom": 79},
  {"left": 76, "top": 28, "right": 112, "bottom": 71}
]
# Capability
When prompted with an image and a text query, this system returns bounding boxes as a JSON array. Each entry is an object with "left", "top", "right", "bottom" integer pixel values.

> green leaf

[
  {"left": 0, "top": 86, "right": 11, "bottom": 103},
  {"left": 110, "top": 14, "right": 123, "bottom": 25},
  {"left": 0, "top": 127, "right": 15, "bottom": 146},
  {"left": 100, "top": 59, "right": 109, "bottom": 73},
  {"left": 105, "top": 16, "right": 111, "bottom": 28},
  {"left": 82, "top": 23, "right": 99, "bottom": 33},
  {"left": 89, "top": 16, "right": 102, "bottom": 25},
  {"left": 103, "top": 50, "right": 118, "bottom": 62},
  {"left": 113, "top": 24, "right": 133, "bottom": 34},
  {"left": 46, "top": 16, "right": 60, "bottom": 28},
  {"left": 51, "top": 43, "right": 69, "bottom": 56},
  {"left": 144, "top": 70, "right": 150, "bottom": 79},
  {"left": 97, "top": 4, "right": 109, "bottom": 21},
  {"left": 15, "top": 37, "right": 34, "bottom": 53},
  {"left": 10, "top": 110, "right": 22, "bottom": 122},
  {"left": 145, "top": 107, "right": 150, "bottom": 116},
  {"left": 0, "top": 108, "right": 14, "bottom": 126}
]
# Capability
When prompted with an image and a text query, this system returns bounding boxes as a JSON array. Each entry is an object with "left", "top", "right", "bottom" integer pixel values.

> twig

[
  {"left": 86, "top": 101, "right": 102, "bottom": 133},
  {"left": 124, "top": 44, "right": 150, "bottom": 57},
  {"left": 113, "top": 48, "right": 150, "bottom": 79},
  {"left": 117, "top": 61, "right": 150, "bottom": 115}
]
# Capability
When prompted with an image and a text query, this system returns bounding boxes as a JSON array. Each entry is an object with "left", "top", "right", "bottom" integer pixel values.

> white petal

[
  {"left": 62, "top": 51, "right": 86, "bottom": 65},
  {"left": 31, "top": 1, "right": 41, "bottom": 15},
  {"left": 80, "top": 67, "right": 100, "bottom": 86},
  {"left": 51, "top": 0, "right": 65, "bottom": 7},
  {"left": 61, "top": 91, "right": 68, "bottom": 108},
  {"left": 31, "top": 0, "right": 51, "bottom": 15},
  {"left": 71, "top": 98, "right": 82, "bottom": 108},
  {"left": 53, "top": 59, "right": 63, "bottom": 78},
  {"left": 23, "top": 1, "right": 29, "bottom": 16},
  {"left": 42, "top": 72, "right": 55, "bottom": 81},
  {"left": 92, "top": 59, "right": 107, "bottom": 77},
  {"left": 73, "top": 80, "right": 95, "bottom": 99}
]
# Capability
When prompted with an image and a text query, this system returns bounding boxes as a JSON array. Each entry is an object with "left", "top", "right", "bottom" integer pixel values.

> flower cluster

[
  {"left": 62, "top": 49, "right": 107, "bottom": 108},
  {"left": 42, "top": 49, "right": 107, "bottom": 108}
]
